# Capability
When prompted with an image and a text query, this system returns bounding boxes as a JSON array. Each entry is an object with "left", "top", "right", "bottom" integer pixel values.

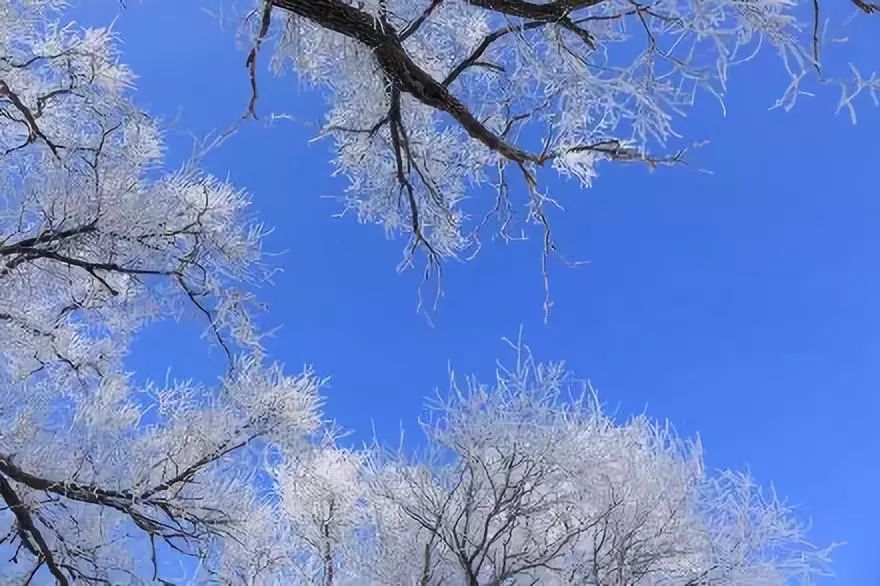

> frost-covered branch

[
  {"left": 0, "top": 2, "right": 322, "bottom": 582},
  {"left": 259, "top": 0, "right": 876, "bottom": 267},
  {"left": 279, "top": 352, "right": 833, "bottom": 585}
]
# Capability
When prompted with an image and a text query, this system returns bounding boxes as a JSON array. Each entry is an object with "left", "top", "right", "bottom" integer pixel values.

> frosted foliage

[
  {"left": 337, "top": 357, "right": 832, "bottom": 585},
  {"left": 267, "top": 0, "right": 877, "bottom": 261},
  {"left": 0, "top": 2, "right": 322, "bottom": 583},
  {"left": 276, "top": 448, "right": 368, "bottom": 584},
  {"left": 0, "top": 0, "right": 271, "bottom": 390},
  {"left": 222, "top": 355, "right": 833, "bottom": 584},
  {"left": 0, "top": 2, "right": 843, "bottom": 583}
]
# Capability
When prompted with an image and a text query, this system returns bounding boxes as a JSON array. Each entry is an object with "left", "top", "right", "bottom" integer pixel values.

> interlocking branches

[
  {"left": 0, "top": 430, "right": 250, "bottom": 583},
  {"left": 0, "top": 7, "right": 319, "bottom": 581},
  {"left": 0, "top": 79, "right": 62, "bottom": 157},
  {"left": 0, "top": 357, "right": 321, "bottom": 583},
  {"left": 262, "top": 0, "right": 875, "bottom": 281},
  {"left": 273, "top": 0, "right": 535, "bottom": 164},
  {"left": 258, "top": 0, "right": 705, "bottom": 277},
  {"left": 351, "top": 354, "right": 832, "bottom": 584},
  {"left": 0, "top": 474, "right": 69, "bottom": 585}
]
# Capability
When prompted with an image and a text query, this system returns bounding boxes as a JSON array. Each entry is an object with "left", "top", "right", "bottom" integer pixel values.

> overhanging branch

[{"left": 271, "top": 0, "right": 535, "bottom": 163}]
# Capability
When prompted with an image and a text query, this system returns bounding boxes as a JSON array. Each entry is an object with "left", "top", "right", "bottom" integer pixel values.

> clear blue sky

[{"left": 73, "top": 2, "right": 878, "bottom": 583}]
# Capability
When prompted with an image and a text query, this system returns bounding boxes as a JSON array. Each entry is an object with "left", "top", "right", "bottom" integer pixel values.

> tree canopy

[
  {"left": 259, "top": 0, "right": 877, "bottom": 267},
  {"left": 0, "top": 0, "right": 873, "bottom": 583}
]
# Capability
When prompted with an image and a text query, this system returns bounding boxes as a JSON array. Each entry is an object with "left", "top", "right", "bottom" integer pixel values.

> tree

[
  {"left": 0, "top": 0, "right": 859, "bottom": 583},
  {"left": 276, "top": 351, "right": 832, "bottom": 585},
  {"left": 0, "top": 2, "right": 321, "bottom": 582},
  {"left": 253, "top": 0, "right": 877, "bottom": 273}
]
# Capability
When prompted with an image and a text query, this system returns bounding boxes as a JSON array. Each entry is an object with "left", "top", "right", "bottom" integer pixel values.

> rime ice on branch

[
  {"left": 262, "top": 0, "right": 877, "bottom": 264},
  {"left": 1, "top": 2, "right": 321, "bottom": 582},
  {"left": 276, "top": 352, "right": 833, "bottom": 585}
]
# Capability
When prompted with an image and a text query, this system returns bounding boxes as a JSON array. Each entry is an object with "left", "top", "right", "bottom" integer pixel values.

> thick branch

[
  {"left": 2, "top": 247, "right": 177, "bottom": 280},
  {"left": 0, "top": 222, "right": 98, "bottom": 255},
  {"left": 0, "top": 79, "right": 61, "bottom": 157},
  {"left": 0, "top": 473, "right": 69, "bottom": 585},
  {"left": 465, "top": 0, "right": 605, "bottom": 19},
  {"left": 271, "top": 0, "right": 535, "bottom": 163},
  {"left": 0, "top": 456, "right": 135, "bottom": 507}
]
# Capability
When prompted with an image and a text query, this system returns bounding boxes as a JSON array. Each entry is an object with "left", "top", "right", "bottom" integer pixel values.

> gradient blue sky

[{"left": 72, "top": 2, "right": 879, "bottom": 583}]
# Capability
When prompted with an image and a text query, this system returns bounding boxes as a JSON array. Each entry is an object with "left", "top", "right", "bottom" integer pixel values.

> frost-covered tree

[
  {"left": 0, "top": 1, "right": 847, "bottom": 583},
  {"left": 251, "top": 0, "right": 877, "bottom": 269},
  {"left": 0, "top": 2, "right": 322, "bottom": 582},
  {"left": 275, "top": 351, "right": 832, "bottom": 585}
]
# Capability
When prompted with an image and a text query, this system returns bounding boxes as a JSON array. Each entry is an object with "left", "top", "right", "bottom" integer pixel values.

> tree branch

[
  {"left": 271, "top": 0, "right": 535, "bottom": 163},
  {"left": 0, "top": 473, "right": 69, "bottom": 585},
  {"left": 0, "top": 79, "right": 61, "bottom": 158}
]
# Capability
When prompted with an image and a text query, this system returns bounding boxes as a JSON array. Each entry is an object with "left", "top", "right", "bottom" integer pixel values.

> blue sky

[{"left": 72, "top": 2, "right": 879, "bottom": 582}]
